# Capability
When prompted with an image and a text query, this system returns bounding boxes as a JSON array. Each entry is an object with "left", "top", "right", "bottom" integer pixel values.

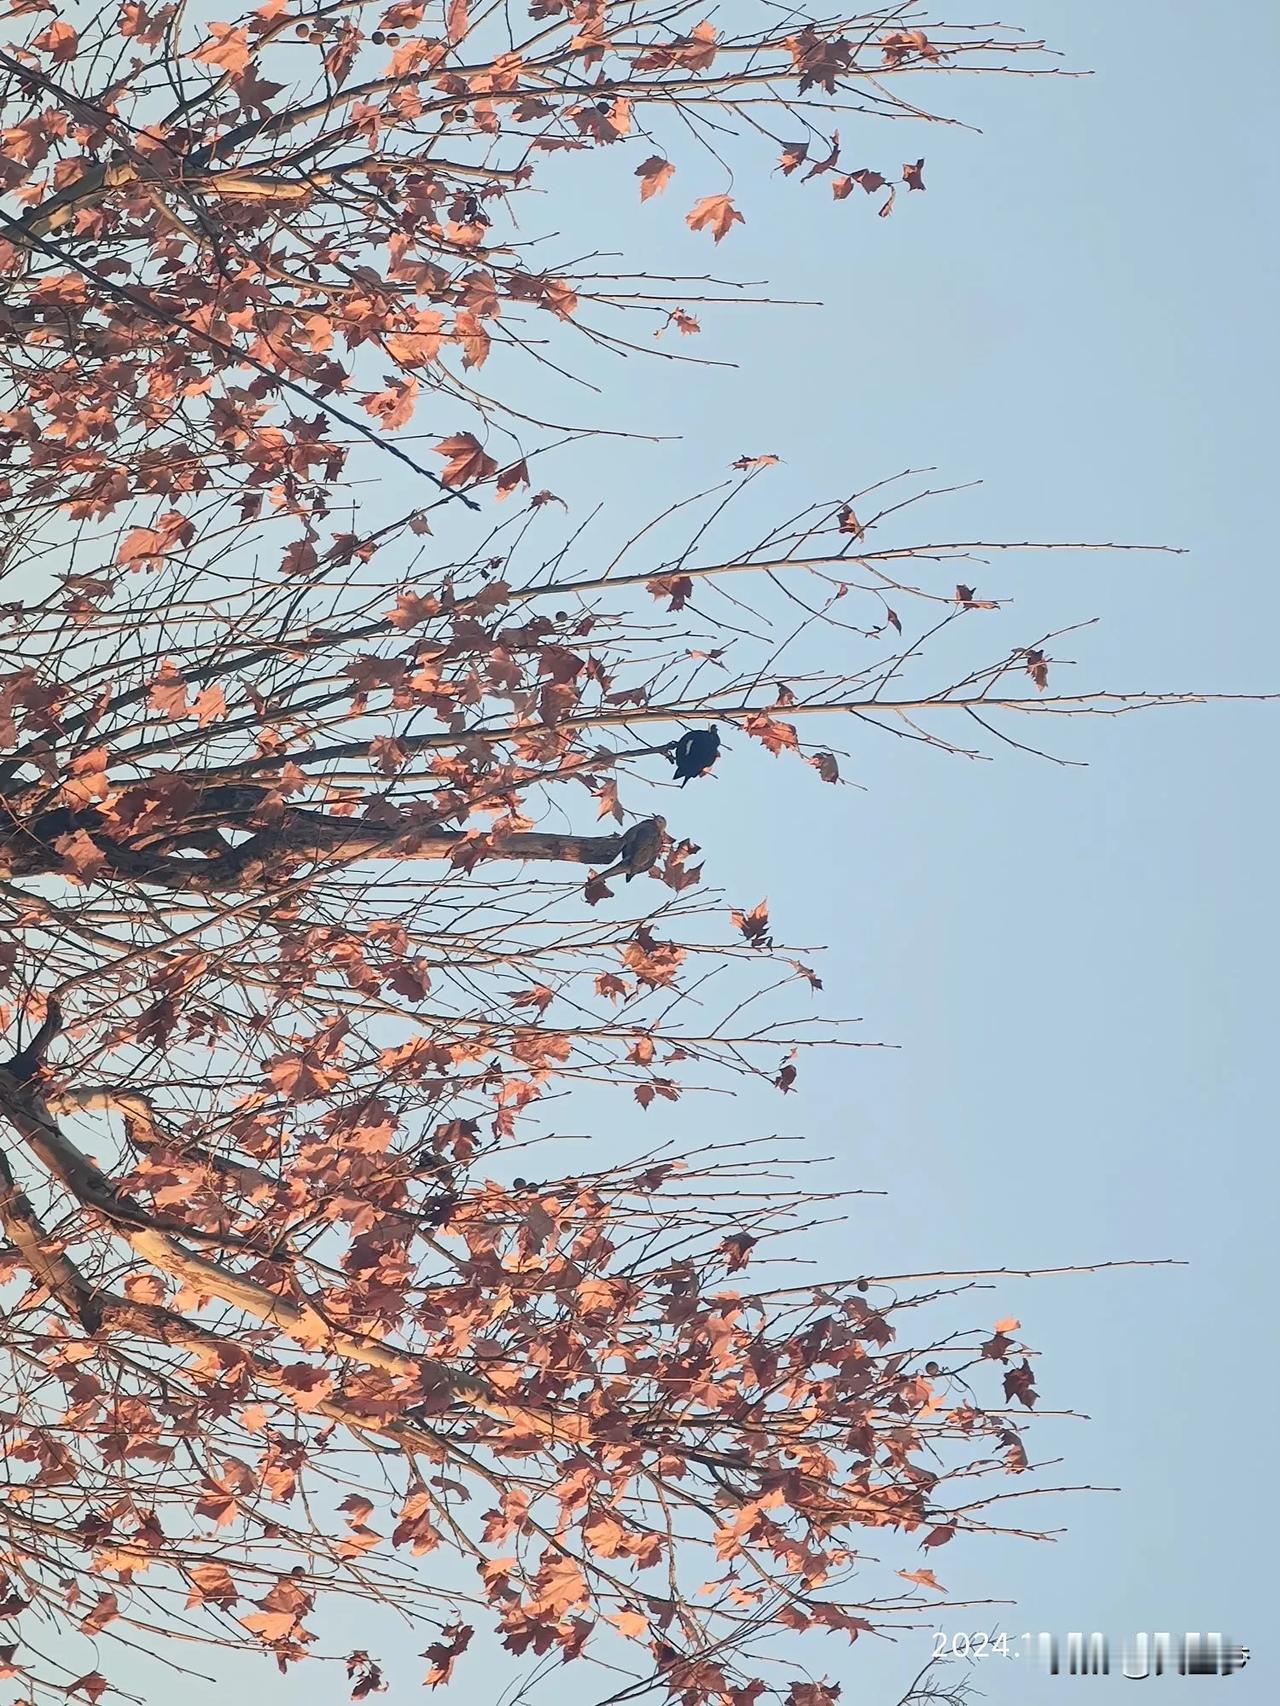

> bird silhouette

[
  {"left": 0, "top": 996, "right": 62, "bottom": 1084},
  {"left": 596, "top": 816, "right": 666, "bottom": 884},
  {"left": 671, "top": 725, "right": 720, "bottom": 785}
]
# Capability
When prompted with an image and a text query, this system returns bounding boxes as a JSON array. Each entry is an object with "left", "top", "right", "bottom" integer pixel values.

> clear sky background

[
  {"left": 640, "top": 1, "right": 1280, "bottom": 1696},
  {"left": 279, "top": 3, "right": 1280, "bottom": 1698},
  {"left": 431, "top": 1, "right": 1279, "bottom": 1699},
  {"left": 21, "top": 1, "right": 1278, "bottom": 1701},
  {"left": 456, "top": 5, "right": 1278, "bottom": 1696},
  {"left": 655, "top": 2, "right": 1280, "bottom": 1695}
]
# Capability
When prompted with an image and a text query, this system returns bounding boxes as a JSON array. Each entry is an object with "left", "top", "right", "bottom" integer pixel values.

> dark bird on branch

[
  {"left": 597, "top": 816, "right": 667, "bottom": 884},
  {"left": 671, "top": 725, "right": 720, "bottom": 785},
  {"left": 0, "top": 996, "right": 62, "bottom": 1084}
]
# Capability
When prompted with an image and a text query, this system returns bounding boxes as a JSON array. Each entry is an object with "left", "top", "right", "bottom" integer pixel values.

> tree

[{"left": 0, "top": 5, "right": 1252, "bottom": 1703}]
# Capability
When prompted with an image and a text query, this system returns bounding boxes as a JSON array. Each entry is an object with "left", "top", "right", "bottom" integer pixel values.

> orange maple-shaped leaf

[
  {"left": 541, "top": 277, "right": 578, "bottom": 320},
  {"left": 454, "top": 310, "right": 490, "bottom": 369},
  {"left": 660, "top": 308, "right": 700, "bottom": 336},
  {"left": 610, "top": 1607, "right": 649, "bottom": 1638},
  {"left": 786, "top": 1685, "right": 842, "bottom": 1706},
  {"left": 79, "top": 1593, "right": 119, "bottom": 1635},
  {"left": 434, "top": 433, "right": 498, "bottom": 487},
  {"left": 364, "top": 376, "right": 419, "bottom": 430},
  {"left": 192, "top": 685, "right": 227, "bottom": 726},
  {"left": 383, "top": 307, "right": 445, "bottom": 367},
  {"left": 67, "top": 1674, "right": 107, "bottom": 1703},
  {"left": 647, "top": 574, "right": 693, "bottom": 611},
  {"left": 268, "top": 1053, "right": 348, "bottom": 1101},
  {"left": 336, "top": 1524, "right": 383, "bottom": 1559},
  {"left": 190, "top": 22, "right": 252, "bottom": 73},
  {"left": 731, "top": 900, "right": 772, "bottom": 947},
  {"left": 148, "top": 661, "right": 190, "bottom": 719},
  {"left": 33, "top": 20, "right": 78, "bottom": 61},
  {"left": 445, "top": 0, "right": 469, "bottom": 41},
  {"left": 387, "top": 590, "right": 441, "bottom": 628},
  {"left": 241, "top": 1578, "right": 312, "bottom": 1642},
  {"left": 685, "top": 19, "right": 720, "bottom": 66},
  {"left": 423, "top": 1620, "right": 472, "bottom": 1688},
  {"left": 185, "top": 1563, "right": 239, "bottom": 1608},
  {"left": 635, "top": 19, "right": 718, "bottom": 72},
  {"left": 495, "top": 459, "right": 530, "bottom": 499},
  {"left": 533, "top": 1551, "right": 588, "bottom": 1615},
  {"left": 686, "top": 193, "right": 744, "bottom": 243},
  {"left": 54, "top": 830, "right": 107, "bottom": 883},
  {"left": 744, "top": 710, "right": 799, "bottom": 754},
  {"left": 622, "top": 928, "right": 686, "bottom": 988},
  {"left": 117, "top": 526, "right": 162, "bottom": 567},
  {"left": 117, "top": 509, "right": 194, "bottom": 568},
  {"left": 60, "top": 746, "right": 110, "bottom": 808}
]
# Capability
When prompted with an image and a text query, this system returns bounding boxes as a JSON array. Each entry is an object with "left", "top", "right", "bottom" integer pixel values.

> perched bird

[
  {"left": 0, "top": 996, "right": 61, "bottom": 1084},
  {"left": 671, "top": 725, "right": 720, "bottom": 785},
  {"left": 597, "top": 816, "right": 666, "bottom": 884}
]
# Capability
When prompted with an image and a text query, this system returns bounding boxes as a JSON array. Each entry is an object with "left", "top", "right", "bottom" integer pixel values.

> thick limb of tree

[
  {"left": 0, "top": 1072, "right": 591, "bottom": 1439},
  {"left": 1, "top": 801, "right": 631, "bottom": 890}
]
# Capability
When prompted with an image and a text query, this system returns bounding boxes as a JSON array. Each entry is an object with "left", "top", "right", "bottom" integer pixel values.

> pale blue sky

[
  {"left": 23, "top": 1, "right": 1278, "bottom": 1701},
  {"left": 274, "top": 3, "right": 1280, "bottom": 1698},
  {"left": 419, "top": 2, "right": 1280, "bottom": 1698},
  {"left": 629, "top": 4, "right": 1280, "bottom": 1697}
]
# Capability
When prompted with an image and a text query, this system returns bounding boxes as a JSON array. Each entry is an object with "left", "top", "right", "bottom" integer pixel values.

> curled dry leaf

[
  {"left": 898, "top": 1568, "right": 945, "bottom": 1593},
  {"left": 955, "top": 584, "right": 998, "bottom": 610},
  {"left": 190, "top": 22, "right": 251, "bottom": 72},
  {"left": 732, "top": 900, "right": 772, "bottom": 947},
  {"left": 635, "top": 155, "right": 675, "bottom": 199},
  {"left": 434, "top": 433, "right": 499, "bottom": 487},
  {"left": 647, "top": 574, "right": 694, "bottom": 611},
  {"left": 744, "top": 711, "right": 799, "bottom": 754},
  {"left": 33, "top": 20, "right": 78, "bottom": 61},
  {"left": 881, "top": 28, "right": 940, "bottom": 65},
  {"left": 686, "top": 193, "right": 745, "bottom": 243}
]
